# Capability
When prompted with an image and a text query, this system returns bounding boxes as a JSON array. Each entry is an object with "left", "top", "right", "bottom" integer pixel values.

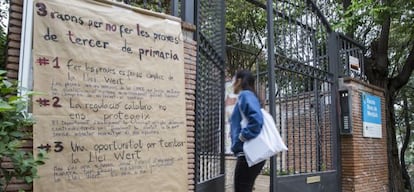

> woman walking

[{"left": 230, "top": 70, "right": 265, "bottom": 192}]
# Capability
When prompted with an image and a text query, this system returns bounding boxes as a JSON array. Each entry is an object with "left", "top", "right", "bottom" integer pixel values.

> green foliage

[
  {"left": 225, "top": 0, "right": 267, "bottom": 76},
  {"left": 0, "top": 70, "right": 46, "bottom": 192},
  {"left": 336, "top": 0, "right": 414, "bottom": 48},
  {"left": 395, "top": 76, "right": 414, "bottom": 187}
]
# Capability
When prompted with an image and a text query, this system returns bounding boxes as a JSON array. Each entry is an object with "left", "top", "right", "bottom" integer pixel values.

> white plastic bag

[{"left": 240, "top": 108, "right": 288, "bottom": 167}]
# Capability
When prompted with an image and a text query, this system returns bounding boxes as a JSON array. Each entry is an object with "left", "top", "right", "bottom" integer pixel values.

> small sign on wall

[
  {"left": 349, "top": 56, "right": 361, "bottom": 75},
  {"left": 361, "top": 93, "right": 382, "bottom": 138}
]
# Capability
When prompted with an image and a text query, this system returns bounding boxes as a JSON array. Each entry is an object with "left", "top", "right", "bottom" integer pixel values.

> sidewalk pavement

[{"left": 226, "top": 175, "right": 270, "bottom": 192}]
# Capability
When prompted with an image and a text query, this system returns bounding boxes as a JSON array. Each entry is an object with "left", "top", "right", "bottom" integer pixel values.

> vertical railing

[
  {"left": 265, "top": 0, "right": 277, "bottom": 191},
  {"left": 328, "top": 31, "right": 342, "bottom": 191}
]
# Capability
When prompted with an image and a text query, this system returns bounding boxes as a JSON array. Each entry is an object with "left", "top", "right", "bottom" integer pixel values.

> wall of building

[
  {"left": 182, "top": 24, "right": 197, "bottom": 192},
  {"left": 5, "top": 0, "right": 22, "bottom": 80},
  {"left": 340, "top": 77, "right": 389, "bottom": 192}
]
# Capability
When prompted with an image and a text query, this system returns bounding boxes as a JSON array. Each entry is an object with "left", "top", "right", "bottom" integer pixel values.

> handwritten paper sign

[{"left": 31, "top": 0, "right": 187, "bottom": 191}]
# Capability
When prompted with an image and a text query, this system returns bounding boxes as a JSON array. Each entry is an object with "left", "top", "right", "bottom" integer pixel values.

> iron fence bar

[
  {"left": 143, "top": 0, "right": 147, "bottom": 8},
  {"left": 306, "top": 4, "right": 314, "bottom": 170},
  {"left": 294, "top": 1, "right": 301, "bottom": 174},
  {"left": 194, "top": 0, "right": 201, "bottom": 185},
  {"left": 323, "top": 85, "right": 327, "bottom": 170},
  {"left": 305, "top": 0, "right": 332, "bottom": 33},
  {"left": 314, "top": 79, "right": 322, "bottom": 171},
  {"left": 310, "top": 79, "right": 315, "bottom": 172},
  {"left": 291, "top": 76, "right": 296, "bottom": 173},
  {"left": 277, "top": 75, "right": 284, "bottom": 173},
  {"left": 182, "top": 0, "right": 195, "bottom": 24},
  {"left": 296, "top": 74, "right": 302, "bottom": 173},
  {"left": 220, "top": 0, "right": 227, "bottom": 174},
  {"left": 170, "top": 0, "right": 179, "bottom": 16},
  {"left": 305, "top": 79, "right": 311, "bottom": 171},
  {"left": 287, "top": 1, "right": 293, "bottom": 61},
  {"left": 157, "top": 0, "right": 162, "bottom": 12},
  {"left": 266, "top": 0, "right": 277, "bottom": 191},
  {"left": 219, "top": 0, "right": 226, "bottom": 95},
  {"left": 328, "top": 32, "right": 341, "bottom": 191},
  {"left": 284, "top": 75, "right": 290, "bottom": 173}
]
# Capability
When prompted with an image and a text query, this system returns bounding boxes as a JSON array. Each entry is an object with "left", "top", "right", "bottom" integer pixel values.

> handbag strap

[{"left": 238, "top": 102, "right": 247, "bottom": 121}]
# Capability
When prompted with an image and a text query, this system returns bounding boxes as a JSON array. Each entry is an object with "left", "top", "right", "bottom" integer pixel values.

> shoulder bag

[{"left": 239, "top": 105, "right": 288, "bottom": 167}]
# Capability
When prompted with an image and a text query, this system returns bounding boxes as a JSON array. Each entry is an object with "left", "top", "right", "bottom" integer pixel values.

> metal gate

[
  {"left": 246, "top": 0, "right": 341, "bottom": 191},
  {"left": 194, "top": 1, "right": 226, "bottom": 192}
]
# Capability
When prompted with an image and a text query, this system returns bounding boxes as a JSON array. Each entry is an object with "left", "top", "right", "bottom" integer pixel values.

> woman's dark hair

[
  {"left": 235, "top": 70, "right": 263, "bottom": 106},
  {"left": 235, "top": 70, "right": 256, "bottom": 93}
]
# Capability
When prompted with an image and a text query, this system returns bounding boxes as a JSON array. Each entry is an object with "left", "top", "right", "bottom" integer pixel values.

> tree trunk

[
  {"left": 368, "top": 47, "right": 410, "bottom": 192},
  {"left": 364, "top": 2, "right": 414, "bottom": 188},
  {"left": 386, "top": 90, "right": 406, "bottom": 192}
]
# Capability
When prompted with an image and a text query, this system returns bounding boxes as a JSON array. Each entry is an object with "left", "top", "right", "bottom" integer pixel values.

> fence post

[
  {"left": 328, "top": 31, "right": 341, "bottom": 192},
  {"left": 266, "top": 0, "right": 277, "bottom": 192},
  {"left": 181, "top": 0, "right": 195, "bottom": 24},
  {"left": 170, "top": 0, "right": 179, "bottom": 17}
]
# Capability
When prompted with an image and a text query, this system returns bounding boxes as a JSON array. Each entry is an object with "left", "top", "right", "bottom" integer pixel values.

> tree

[
  {"left": 395, "top": 77, "right": 414, "bottom": 191},
  {"left": 225, "top": 0, "right": 267, "bottom": 77},
  {"left": 338, "top": 0, "right": 414, "bottom": 191}
]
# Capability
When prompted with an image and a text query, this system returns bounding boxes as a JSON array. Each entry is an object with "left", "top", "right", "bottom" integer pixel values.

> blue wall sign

[{"left": 361, "top": 93, "right": 382, "bottom": 138}]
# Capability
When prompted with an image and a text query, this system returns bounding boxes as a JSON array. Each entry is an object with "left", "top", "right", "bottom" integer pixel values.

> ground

[{"left": 226, "top": 175, "right": 269, "bottom": 192}]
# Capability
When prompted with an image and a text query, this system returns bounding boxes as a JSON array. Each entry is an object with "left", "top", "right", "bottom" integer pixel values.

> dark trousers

[{"left": 234, "top": 156, "right": 266, "bottom": 192}]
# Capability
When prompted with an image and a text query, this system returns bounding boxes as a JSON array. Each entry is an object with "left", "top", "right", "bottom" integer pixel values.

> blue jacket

[{"left": 230, "top": 90, "right": 263, "bottom": 155}]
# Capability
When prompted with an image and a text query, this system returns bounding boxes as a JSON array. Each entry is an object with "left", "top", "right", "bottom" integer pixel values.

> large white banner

[{"left": 32, "top": 0, "right": 188, "bottom": 191}]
